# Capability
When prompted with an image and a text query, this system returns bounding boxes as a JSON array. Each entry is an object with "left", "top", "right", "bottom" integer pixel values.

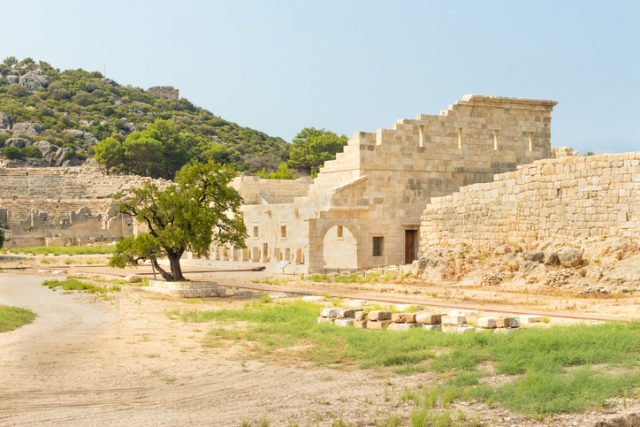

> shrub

[
  {"left": 23, "top": 145, "right": 42, "bottom": 158},
  {"left": 2, "top": 146, "right": 25, "bottom": 159}
]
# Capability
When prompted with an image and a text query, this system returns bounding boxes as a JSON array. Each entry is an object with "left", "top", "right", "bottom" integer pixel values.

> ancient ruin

[
  {"left": 0, "top": 166, "right": 149, "bottom": 247},
  {"left": 215, "top": 95, "right": 557, "bottom": 273}
]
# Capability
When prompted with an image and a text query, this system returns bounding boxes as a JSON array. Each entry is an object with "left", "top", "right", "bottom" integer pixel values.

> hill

[{"left": 0, "top": 57, "right": 289, "bottom": 173}]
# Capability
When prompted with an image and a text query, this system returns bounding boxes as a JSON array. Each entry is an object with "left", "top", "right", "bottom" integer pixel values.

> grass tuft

[
  {"left": 41, "top": 277, "right": 121, "bottom": 294},
  {"left": 1, "top": 245, "right": 115, "bottom": 256},
  {"left": 0, "top": 305, "right": 36, "bottom": 332}
]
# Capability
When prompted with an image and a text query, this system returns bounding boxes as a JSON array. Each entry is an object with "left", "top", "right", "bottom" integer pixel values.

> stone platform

[{"left": 146, "top": 280, "right": 231, "bottom": 298}]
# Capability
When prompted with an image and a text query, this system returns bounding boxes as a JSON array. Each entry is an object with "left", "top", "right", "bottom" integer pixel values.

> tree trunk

[
  {"left": 168, "top": 251, "right": 185, "bottom": 281},
  {"left": 151, "top": 257, "right": 173, "bottom": 282}
]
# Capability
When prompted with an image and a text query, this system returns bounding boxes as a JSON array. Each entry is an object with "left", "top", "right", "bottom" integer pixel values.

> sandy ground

[
  {"left": 2, "top": 259, "right": 640, "bottom": 426},
  {"left": 0, "top": 273, "right": 444, "bottom": 426}
]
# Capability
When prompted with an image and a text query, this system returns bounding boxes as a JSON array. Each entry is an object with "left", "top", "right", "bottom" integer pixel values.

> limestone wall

[
  {"left": 0, "top": 166, "right": 150, "bottom": 247},
  {"left": 216, "top": 95, "right": 558, "bottom": 273},
  {"left": 419, "top": 153, "right": 640, "bottom": 252}
]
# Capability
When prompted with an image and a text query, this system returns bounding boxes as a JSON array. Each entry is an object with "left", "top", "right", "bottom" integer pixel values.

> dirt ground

[{"left": 2, "top": 255, "right": 640, "bottom": 426}]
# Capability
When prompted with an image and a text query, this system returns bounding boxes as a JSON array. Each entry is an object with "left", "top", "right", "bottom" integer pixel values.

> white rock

[
  {"left": 302, "top": 295, "right": 325, "bottom": 302},
  {"left": 422, "top": 324, "right": 442, "bottom": 331},
  {"left": 320, "top": 308, "right": 339, "bottom": 318},
  {"left": 348, "top": 299, "right": 367, "bottom": 308},
  {"left": 388, "top": 323, "right": 417, "bottom": 331},
  {"left": 477, "top": 317, "right": 497, "bottom": 329}
]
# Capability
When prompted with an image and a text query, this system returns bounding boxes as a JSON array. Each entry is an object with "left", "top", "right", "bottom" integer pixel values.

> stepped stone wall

[
  {"left": 0, "top": 167, "right": 151, "bottom": 247},
  {"left": 213, "top": 95, "right": 557, "bottom": 273},
  {"left": 419, "top": 153, "right": 640, "bottom": 252}
]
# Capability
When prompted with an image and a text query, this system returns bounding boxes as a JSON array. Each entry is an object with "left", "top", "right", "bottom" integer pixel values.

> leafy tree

[
  {"left": 287, "top": 127, "right": 348, "bottom": 175},
  {"left": 257, "top": 162, "right": 295, "bottom": 179},
  {"left": 110, "top": 161, "right": 246, "bottom": 281},
  {"left": 95, "top": 120, "right": 194, "bottom": 179}
]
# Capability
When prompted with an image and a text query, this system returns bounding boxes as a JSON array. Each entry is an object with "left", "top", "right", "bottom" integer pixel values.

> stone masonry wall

[
  {"left": 0, "top": 166, "right": 151, "bottom": 247},
  {"left": 419, "top": 153, "right": 640, "bottom": 252}
]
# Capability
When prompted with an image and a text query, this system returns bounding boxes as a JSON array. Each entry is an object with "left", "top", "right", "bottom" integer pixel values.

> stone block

[
  {"left": 443, "top": 326, "right": 475, "bottom": 334},
  {"left": 354, "top": 320, "right": 368, "bottom": 329},
  {"left": 391, "top": 313, "right": 417, "bottom": 323},
  {"left": 317, "top": 316, "right": 334, "bottom": 324},
  {"left": 320, "top": 308, "right": 339, "bottom": 318},
  {"left": 335, "top": 308, "right": 356, "bottom": 319},
  {"left": 366, "top": 320, "right": 392, "bottom": 330},
  {"left": 354, "top": 311, "right": 368, "bottom": 321},
  {"left": 394, "top": 304, "right": 420, "bottom": 311},
  {"left": 388, "top": 323, "right": 417, "bottom": 332},
  {"left": 442, "top": 315, "right": 467, "bottom": 326},
  {"left": 477, "top": 317, "right": 496, "bottom": 329},
  {"left": 368, "top": 310, "right": 391, "bottom": 321},
  {"left": 302, "top": 295, "right": 325, "bottom": 302},
  {"left": 495, "top": 317, "right": 519, "bottom": 328},
  {"left": 422, "top": 324, "right": 442, "bottom": 331},
  {"left": 415, "top": 313, "right": 442, "bottom": 325},
  {"left": 335, "top": 319, "right": 354, "bottom": 327}
]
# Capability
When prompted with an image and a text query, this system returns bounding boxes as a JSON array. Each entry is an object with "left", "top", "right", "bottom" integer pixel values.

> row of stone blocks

[{"left": 317, "top": 307, "right": 533, "bottom": 332}]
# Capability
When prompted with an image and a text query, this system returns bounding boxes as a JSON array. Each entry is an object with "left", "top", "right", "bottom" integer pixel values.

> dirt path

[{"left": 0, "top": 273, "right": 436, "bottom": 426}]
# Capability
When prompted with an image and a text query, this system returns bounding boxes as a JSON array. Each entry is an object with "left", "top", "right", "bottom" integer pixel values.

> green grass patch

[
  {"left": 173, "top": 300, "right": 640, "bottom": 416},
  {"left": 41, "top": 277, "right": 121, "bottom": 293},
  {"left": 1, "top": 244, "right": 115, "bottom": 256},
  {"left": 0, "top": 305, "right": 36, "bottom": 332}
]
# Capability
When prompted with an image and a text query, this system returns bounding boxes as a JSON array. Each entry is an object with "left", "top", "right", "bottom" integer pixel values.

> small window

[
  {"left": 337, "top": 225, "right": 344, "bottom": 239},
  {"left": 457, "top": 128, "right": 463, "bottom": 149},
  {"left": 253, "top": 225, "right": 259, "bottom": 238},
  {"left": 280, "top": 225, "right": 287, "bottom": 238},
  {"left": 493, "top": 130, "right": 499, "bottom": 151},
  {"left": 528, "top": 131, "right": 533, "bottom": 152},
  {"left": 372, "top": 236, "right": 384, "bottom": 257}
]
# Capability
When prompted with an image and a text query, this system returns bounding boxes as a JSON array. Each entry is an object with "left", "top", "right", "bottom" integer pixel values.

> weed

[
  {"left": 1, "top": 244, "right": 114, "bottom": 255},
  {"left": 41, "top": 277, "right": 120, "bottom": 294}
]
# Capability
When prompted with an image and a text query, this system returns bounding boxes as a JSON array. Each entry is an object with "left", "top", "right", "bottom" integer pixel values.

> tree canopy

[
  {"left": 287, "top": 127, "right": 348, "bottom": 176},
  {"left": 109, "top": 161, "right": 247, "bottom": 281}
]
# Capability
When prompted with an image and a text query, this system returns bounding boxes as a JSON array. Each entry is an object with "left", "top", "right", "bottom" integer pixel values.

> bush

[
  {"left": 2, "top": 146, "right": 25, "bottom": 159},
  {"left": 6, "top": 83, "right": 28, "bottom": 97},
  {"left": 23, "top": 145, "right": 42, "bottom": 158}
]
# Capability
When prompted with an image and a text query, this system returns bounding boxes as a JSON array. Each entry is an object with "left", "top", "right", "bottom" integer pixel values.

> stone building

[
  {"left": 214, "top": 95, "right": 557, "bottom": 273},
  {"left": 0, "top": 166, "right": 150, "bottom": 247},
  {"left": 419, "top": 152, "right": 640, "bottom": 251}
]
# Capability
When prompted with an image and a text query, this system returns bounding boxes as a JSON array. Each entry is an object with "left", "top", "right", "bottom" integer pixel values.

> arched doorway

[{"left": 322, "top": 224, "right": 357, "bottom": 272}]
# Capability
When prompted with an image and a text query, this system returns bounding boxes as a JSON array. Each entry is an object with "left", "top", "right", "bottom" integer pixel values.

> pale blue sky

[{"left": 1, "top": 0, "right": 638, "bottom": 153}]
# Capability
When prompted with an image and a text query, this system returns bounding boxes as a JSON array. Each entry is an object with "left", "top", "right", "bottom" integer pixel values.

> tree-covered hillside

[{"left": 0, "top": 57, "right": 289, "bottom": 172}]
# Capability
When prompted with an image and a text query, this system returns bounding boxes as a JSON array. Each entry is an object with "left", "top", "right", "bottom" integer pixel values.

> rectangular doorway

[{"left": 405, "top": 230, "right": 418, "bottom": 264}]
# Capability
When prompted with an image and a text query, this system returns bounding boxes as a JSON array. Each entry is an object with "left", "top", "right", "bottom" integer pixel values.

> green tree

[
  {"left": 257, "top": 162, "right": 295, "bottom": 179},
  {"left": 93, "top": 137, "right": 125, "bottom": 173},
  {"left": 287, "top": 127, "right": 348, "bottom": 175},
  {"left": 95, "top": 120, "right": 194, "bottom": 179},
  {"left": 110, "top": 161, "right": 246, "bottom": 281}
]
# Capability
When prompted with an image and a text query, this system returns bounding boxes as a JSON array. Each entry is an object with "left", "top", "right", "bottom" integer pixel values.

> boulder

[
  {"left": 33, "top": 140, "right": 58, "bottom": 157},
  {"left": 19, "top": 71, "right": 49, "bottom": 92},
  {"left": 348, "top": 299, "right": 367, "bottom": 308},
  {"left": 411, "top": 257, "right": 428, "bottom": 276},
  {"left": 301, "top": 295, "right": 324, "bottom": 302},
  {"left": 422, "top": 324, "right": 442, "bottom": 331},
  {"left": 558, "top": 248, "right": 583, "bottom": 268},
  {"left": 125, "top": 274, "right": 142, "bottom": 283},
  {"left": 11, "top": 122, "right": 43, "bottom": 137},
  {"left": 64, "top": 129, "right": 99, "bottom": 146},
  {"left": 317, "top": 317, "right": 334, "bottom": 324},
  {"left": 6, "top": 74, "right": 19, "bottom": 84},
  {"left": 6, "top": 137, "right": 30, "bottom": 148},
  {"left": 544, "top": 250, "right": 560, "bottom": 266},
  {"left": 0, "top": 112, "right": 11, "bottom": 130},
  {"left": 522, "top": 250, "right": 544, "bottom": 263}
]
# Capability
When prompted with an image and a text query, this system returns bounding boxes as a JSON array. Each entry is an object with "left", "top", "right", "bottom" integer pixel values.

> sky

[{"left": 1, "top": 0, "right": 638, "bottom": 153}]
